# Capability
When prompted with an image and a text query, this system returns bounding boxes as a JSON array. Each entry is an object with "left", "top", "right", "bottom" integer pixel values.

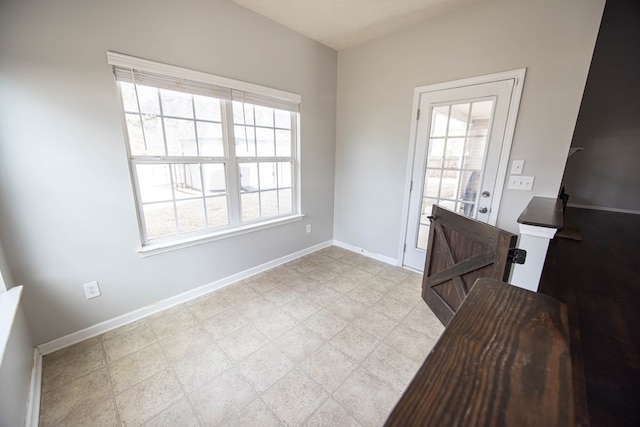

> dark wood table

[{"left": 385, "top": 278, "right": 574, "bottom": 426}]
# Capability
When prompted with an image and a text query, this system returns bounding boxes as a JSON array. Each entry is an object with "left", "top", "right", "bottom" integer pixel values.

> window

[{"left": 107, "top": 52, "right": 301, "bottom": 248}]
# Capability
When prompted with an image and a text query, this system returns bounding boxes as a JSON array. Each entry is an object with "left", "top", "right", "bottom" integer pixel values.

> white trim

[
  {"left": 399, "top": 68, "right": 527, "bottom": 265},
  {"left": 106, "top": 51, "right": 301, "bottom": 104},
  {"left": 397, "top": 90, "right": 423, "bottom": 267},
  {"left": 489, "top": 69, "right": 526, "bottom": 225},
  {"left": 25, "top": 348, "right": 42, "bottom": 427},
  {"left": 37, "top": 240, "right": 332, "bottom": 355},
  {"left": 0, "top": 285, "right": 23, "bottom": 366},
  {"left": 332, "top": 240, "right": 399, "bottom": 266},
  {"left": 567, "top": 203, "right": 640, "bottom": 215},
  {"left": 413, "top": 69, "right": 527, "bottom": 94},
  {"left": 138, "top": 214, "right": 305, "bottom": 257},
  {"left": 518, "top": 223, "right": 558, "bottom": 239}
]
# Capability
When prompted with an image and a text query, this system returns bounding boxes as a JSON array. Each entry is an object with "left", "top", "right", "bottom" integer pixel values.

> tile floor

[{"left": 39, "top": 246, "right": 445, "bottom": 426}]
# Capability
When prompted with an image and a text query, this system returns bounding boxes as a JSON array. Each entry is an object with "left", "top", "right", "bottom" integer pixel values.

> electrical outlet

[
  {"left": 83, "top": 281, "right": 101, "bottom": 299},
  {"left": 306, "top": 224, "right": 312, "bottom": 234},
  {"left": 507, "top": 175, "right": 535, "bottom": 191}
]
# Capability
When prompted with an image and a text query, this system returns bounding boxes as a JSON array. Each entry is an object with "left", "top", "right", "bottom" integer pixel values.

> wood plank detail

[
  {"left": 387, "top": 278, "right": 574, "bottom": 427},
  {"left": 426, "top": 251, "right": 495, "bottom": 287}
]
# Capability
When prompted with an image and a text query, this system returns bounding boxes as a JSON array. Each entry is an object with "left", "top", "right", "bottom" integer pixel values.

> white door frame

[{"left": 398, "top": 68, "right": 526, "bottom": 270}]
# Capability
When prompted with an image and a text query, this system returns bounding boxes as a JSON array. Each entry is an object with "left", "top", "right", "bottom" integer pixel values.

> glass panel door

[{"left": 416, "top": 100, "right": 494, "bottom": 249}]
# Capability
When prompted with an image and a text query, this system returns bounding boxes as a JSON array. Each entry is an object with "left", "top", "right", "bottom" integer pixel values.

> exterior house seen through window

[{"left": 107, "top": 52, "right": 301, "bottom": 248}]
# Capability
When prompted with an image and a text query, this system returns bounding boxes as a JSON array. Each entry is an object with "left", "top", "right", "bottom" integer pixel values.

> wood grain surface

[
  {"left": 517, "top": 196, "right": 564, "bottom": 228},
  {"left": 387, "top": 278, "right": 574, "bottom": 426}
]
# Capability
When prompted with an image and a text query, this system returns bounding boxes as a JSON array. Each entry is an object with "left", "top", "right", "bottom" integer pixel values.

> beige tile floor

[{"left": 39, "top": 247, "right": 445, "bottom": 426}]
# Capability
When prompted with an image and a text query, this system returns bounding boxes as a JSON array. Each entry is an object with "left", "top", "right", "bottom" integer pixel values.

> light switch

[
  {"left": 507, "top": 175, "right": 535, "bottom": 191},
  {"left": 511, "top": 160, "right": 525, "bottom": 175}
]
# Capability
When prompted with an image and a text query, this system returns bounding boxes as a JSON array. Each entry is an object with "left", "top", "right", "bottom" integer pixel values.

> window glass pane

[
  {"left": 254, "top": 105, "right": 274, "bottom": 127},
  {"left": 202, "top": 164, "right": 226, "bottom": 194},
  {"left": 120, "top": 82, "right": 139, "bottom": 113},
  {"left": 423, "top": 169, "right": 441, "bottom": 198},
  {"left": 125, "top": 114, "right": 146, "bottom": 156},
  {"left": 160, "top": 89, "right": 193, "bottom": 119},
  {"left": 463, "top": 137, "right": 487, "bottom": 170},
  {"left": 136, "top": 164, "right": 173, "bottom": 203},
  {"left": 277, "top": 162, "right": 292, "bottom": 188},
  {"left": 241, "top": 192, "right": 260, "bottom": 222},
  {"left": 261, "top": 190, "right": 278, "bottom": 217},
  {"left": 239, "top": 163, "right": 259, "bottom": 192},
  {"left": 194, "top": 95, "right": 221, "bottom": 122},
  {"left": 165, "top": 118, "right": 197, "bottom": 156},
  {"left": 197, "top": 122, "right": 224, "bottom": 157},
  {"left": 259, "top": 162, "right": 277, "bottom": 190},
  {"left": 172, "top": 164, "right": 204, "bottom": 199},
  {"left": 137, "top": 85, "right": 160, "bottom": 115},
  {"left": 444, "top": 138, "right": 464, "bottom": 169},
  {"left": 235, "top": 125, "right": 256, "bottom": 157},
  {"left": 142, "top": 116, "right": 166, "bottom": 156},
  {"left": 417, "top": 224, "right": 429, "bottom": 250},
  {"left": 458, "top": 170, "right": 480, "bottom": 217},
  {"left": 275, "top": 110, "right": 291, "bottom": 129},
  {"left": 430, "top": 106, "right": 449, "bottom": 137},
  {"left": 233, "top": 102, "right": 254, "bottom": 125},
  {"left": 448, "top": 103, "right": 470, "bottom": 136},
  {"left": 275, "top": 129, "right": 291, "bottom": 157},
  {"left": 278, "top": 188, "right": 292, "bottom": 214},
  {"left": 143, "top": 202, "right": 176, "bottom": 240},
  {"left": 420, "top": 198, "right": 437, "bottom": 223},
  {"left": 468, "top": 100, "right": 493, "bottom": 136},
  {"left": 206, "top": 196, "right": 228, "bottom": 228},
  {"left": 439, "top": 170, "right": 460, "bottom": 199},
  {"left": 440, "top": 200, "right": 456, "bottom": 210},
  {"left": 427, "top": 138, "right": 445, "bottom": 169},
  {"left": 256, "top": 127, "right": 275, "bottom": 157},
  {"left": 176, "top": 199, "right": 205, "bottom": 233}
]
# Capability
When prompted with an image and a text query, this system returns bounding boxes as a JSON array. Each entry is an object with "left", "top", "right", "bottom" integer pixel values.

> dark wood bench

[{"left": 385, "top": 278, "right": 574, "bottom": 426}]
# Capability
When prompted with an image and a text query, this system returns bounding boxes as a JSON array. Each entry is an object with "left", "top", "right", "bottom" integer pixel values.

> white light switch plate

[
  {"left": 511, "top": 160, "right": 525, "bottom": 175},
  {"left": 507, "top": 175, "right": 535, "bottom": 191}
]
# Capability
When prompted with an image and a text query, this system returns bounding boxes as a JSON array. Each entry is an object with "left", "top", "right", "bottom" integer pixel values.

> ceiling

[{"left": 231, "top": 0, "right": 478, "bottom": 51}]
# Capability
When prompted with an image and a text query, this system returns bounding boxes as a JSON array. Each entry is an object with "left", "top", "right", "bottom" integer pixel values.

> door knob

[
  {"left": 478, "top": 207, "right": 488, "bottom": 213},
  {"left": 481, "top": 191, "right": 491, "bottom": 197}
]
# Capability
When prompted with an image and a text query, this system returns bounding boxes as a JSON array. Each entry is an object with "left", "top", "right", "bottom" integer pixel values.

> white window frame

[{"left": 107, "top": 52, "right": 303, "bottom": 256}]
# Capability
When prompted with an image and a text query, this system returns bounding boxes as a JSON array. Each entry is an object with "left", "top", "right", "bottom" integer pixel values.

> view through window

[{"left": 109, "top": 53, "right": 300, "bottom": 245}]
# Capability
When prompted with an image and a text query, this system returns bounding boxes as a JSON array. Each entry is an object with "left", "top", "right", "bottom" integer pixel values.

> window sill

[{"left": 137, "top": 214, "right": 305, "bottom": 257}]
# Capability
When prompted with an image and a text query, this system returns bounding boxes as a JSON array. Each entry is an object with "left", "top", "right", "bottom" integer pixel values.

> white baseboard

[
  {"left": 332, "top": 240, "right": 399, "bottom": 266},
  {"left": 25, "top": 348, "right": 42, "bottom": 427},
  {"left": 37, "top": 241, "right": 332, "bottom": 355},
  {"left": 567, "top": 203, "right": 640, "bottom": 215}
]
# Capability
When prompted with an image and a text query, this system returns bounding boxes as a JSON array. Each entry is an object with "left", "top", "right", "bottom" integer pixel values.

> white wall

[
  {"left": 334, "top": 0, "right": 605, "bottom": 260},
  {"left": 0, "top": 0, "right": 337, "bottom": 345}
]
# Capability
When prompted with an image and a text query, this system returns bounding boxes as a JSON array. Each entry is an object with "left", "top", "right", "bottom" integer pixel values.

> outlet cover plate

[
  {"left": 83, "top": 281, "right": 101, "bottom": 299},
  {"left": 507, "top": 175, "right": 535, "bottom": 191},
  {"left": 511, "top": 160, "right": 525, "bottom": 175}
]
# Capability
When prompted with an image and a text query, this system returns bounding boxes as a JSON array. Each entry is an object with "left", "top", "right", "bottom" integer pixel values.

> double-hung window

[{"left": 107, "top": 52, "right": 301, "bottom": 250}]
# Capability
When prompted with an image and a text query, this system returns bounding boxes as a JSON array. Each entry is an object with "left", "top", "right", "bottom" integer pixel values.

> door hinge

[
  {"left": 416, "top": 109, "right": 421, "bottom": 121},
  {"left": 507, "top": 248, "right": 527, "bottom": 264},
  {"left": 404, "top": 243, "right": 407, "bottom": 252},
  {"left": 409, "top": 180, "right": 413, "bottom": 192}
]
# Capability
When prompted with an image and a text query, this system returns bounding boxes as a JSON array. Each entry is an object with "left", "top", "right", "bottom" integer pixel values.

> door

[
  {"left": 422, "top": 205, "right": 517, "bottom": 326},
  {"left": 403, "top": 71, "right": 525, "bottom": 271}
]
